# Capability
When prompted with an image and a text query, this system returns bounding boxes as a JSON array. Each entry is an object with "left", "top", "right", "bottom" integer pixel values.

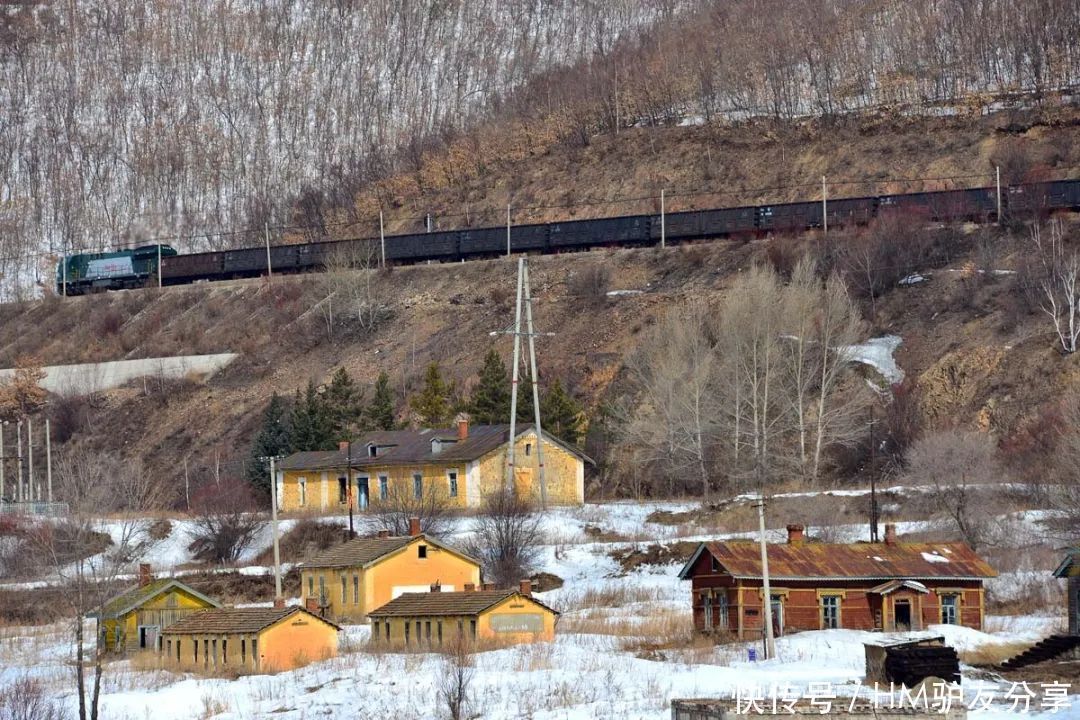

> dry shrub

[
  {"left": 253, "top": 519, "right": 346, "bottom": 564},
  {"left": 567, "top": 265, "right": 610, "bottom": 305},
  {"left": 957, "top": 640, "right": 1033, "bottom": 667},
  {"left": 0, "top": 675, "right": 68, "bottom": 720},
  {"left": 559, "top": 583, "right": 666, "bottom": 611}
]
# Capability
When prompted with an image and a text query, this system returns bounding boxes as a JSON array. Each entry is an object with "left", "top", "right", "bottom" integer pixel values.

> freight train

[{"left": 56, "top": 179, "right": 1080, "bottom": 295}]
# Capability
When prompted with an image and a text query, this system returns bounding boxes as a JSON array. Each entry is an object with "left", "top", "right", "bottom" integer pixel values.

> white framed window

[
  {"left": 379, "top": 475, "right": 389, "bottom": 501},
  {"left": 447, "top": 471, "right": 458, "bottom": 498},
  {"left": 941, "top": 594, "right": 959, "bottom": 625},
  {"left": 298, "top": 477, "right": 307, "bottom": 506},
  {"left": 413, "top": 473, "right": 423, "bottom": 500},
  {"left": 821, "top": 595, "right": 841, "bottom": 629}
]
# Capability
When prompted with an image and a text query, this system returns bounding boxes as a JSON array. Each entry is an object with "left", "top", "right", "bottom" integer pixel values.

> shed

[
  {"left": 1052, "top": 549, "right": 1079, "bottom": 635},
  {"left": 92, "top": 564, "right": 221, "bottom": 653},
  {"left": 368, "top": 580, "right": 557, "bottom": 647},
  {"left": 160, "top": 605, "right": 339, "bottom": 674}
]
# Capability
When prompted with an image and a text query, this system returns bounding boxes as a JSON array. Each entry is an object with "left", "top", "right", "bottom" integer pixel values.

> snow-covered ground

[{"left": 0, "top": 502, "right": 1075, "bottom": 719}]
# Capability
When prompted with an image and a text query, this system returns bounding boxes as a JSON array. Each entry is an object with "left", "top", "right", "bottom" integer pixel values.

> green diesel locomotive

[{"left": 56, "top": 245, "right": 177, "bottom": 295}]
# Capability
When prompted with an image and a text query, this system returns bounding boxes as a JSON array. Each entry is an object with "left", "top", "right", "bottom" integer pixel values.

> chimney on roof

[
  {"left": 464, "top": 583, "right": 476, "bottom": 592},
  {"left": 338, "top": 440, "right": 349, "bottom": 452},
  {"left": 377, "top": 529, "right": 390, "bottom": 538},
  {"left": 519, "top": 579, "right": 532, "bottom": 597},
  {"left": 409, "top": 517, "right": 422, "bottom": 537},
  {"left": 138, "top": 563, "right": 152, "bottom": 588},
  {"left": 884, "top": 523, "right": 897, "bottom": 546},
  {"left": 431, "top": 582, "right": 441, "bottom": 593},
  {"left": 482, "top": 582, "right": 495, "bottom": 591},
  {"left": 457, "top": 417, "right": 469, "bottom": 441},
  {"left": 305, "top": 597, "right": 319, "bottom": 613},
  {"left": 786, "top": 524, "right": 805, "bottom": 546},
  {"left": 273, "top": 597, "right": 285, "bottom": 609}
]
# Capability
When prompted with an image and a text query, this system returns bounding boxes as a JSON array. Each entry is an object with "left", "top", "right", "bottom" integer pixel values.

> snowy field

[{"left": 1, "top": 501, "right": 1076, "bottom": 719}]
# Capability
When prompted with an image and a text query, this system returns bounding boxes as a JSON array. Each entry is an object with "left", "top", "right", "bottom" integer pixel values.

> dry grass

[
  {"left": 958, "top": 640, "right": 1032, "bottom": 666},
  {"left": 557, "top": 583, "right": 669, "bottom": 611}
]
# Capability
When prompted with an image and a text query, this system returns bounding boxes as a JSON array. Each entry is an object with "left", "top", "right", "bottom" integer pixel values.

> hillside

[{"left": 0, "top": 180, "right": 1077, "bottom": 502}]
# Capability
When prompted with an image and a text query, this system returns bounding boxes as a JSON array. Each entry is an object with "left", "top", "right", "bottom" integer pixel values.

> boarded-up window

[{"left": 490, "top": 613, "right": 544, "bottom": 633}]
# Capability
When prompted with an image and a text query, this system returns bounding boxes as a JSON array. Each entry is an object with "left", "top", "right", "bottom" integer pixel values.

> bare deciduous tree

[
  {"left": 320, "top": 240, "right": 391, "bottom": 338},
  {"left": 463, "top": 488, "right": 542, "bottom": 587},
  {"left": 436, "top": 638, "right": 475, "bottom": 720},
  {"left": 186, "top": 477, "right": 264, "bottom": 565},
  {"left": 1032, "top": 220, "right": 1080, "bottom": 353},
  {"left": 363, "top": 485, "right": 453, "bottom": 539},
  {"left": 903, "top": 429, "right": 1005, "bottom": 550},
  {"left": 30, "top": 449, "right": 165, "bottom": 720}
]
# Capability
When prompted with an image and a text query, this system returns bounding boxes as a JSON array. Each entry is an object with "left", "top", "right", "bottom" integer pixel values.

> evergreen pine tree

[
  {"left": 540, "top": 378, "right": 586, "bottom": 444},
  {"left": 290, "top": 380, "right": 334, "bottom": 451},
  {"left": 247, "top": 393, "right": 292, "bottom": 494},
  {"left": 323, "top": 367, "right": 366, "bottom": 440},
  {"left": 468, "top": 348, "right": 511, "bottom": 424},
  {"left": 409, "top": 362, "right": 453, "bottom": 427},
  {"left": 366, "top": 371, "right": 398, "bottom": 431}
]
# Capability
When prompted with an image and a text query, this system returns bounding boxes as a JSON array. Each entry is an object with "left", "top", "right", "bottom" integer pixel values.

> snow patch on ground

[{"left": 842, "top": 335, "right": 904, "bottom": 385}]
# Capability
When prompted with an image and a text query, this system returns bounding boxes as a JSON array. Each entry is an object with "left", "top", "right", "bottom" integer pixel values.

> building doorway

[
  {"left": 356, "top": 477, "right": 369, "bottom": 510},
  {"left": 894, "top": 599, "right": 912, "bottom": 630},
  {"left": 770, "top": 596, "right": 784, "bottom": 637}
]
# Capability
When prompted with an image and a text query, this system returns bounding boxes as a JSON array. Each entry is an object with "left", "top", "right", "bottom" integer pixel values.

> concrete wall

[{"left": 0, "top": 354, "right": 237, "bottom": 396}]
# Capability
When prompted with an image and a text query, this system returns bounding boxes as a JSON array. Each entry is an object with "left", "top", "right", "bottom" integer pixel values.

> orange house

[
  {"left": 160, "top": 606, "right": 339, "bottom": 674},
  {"left": 679, "top": 523, "right": 996, "bottom": 638},
  {"left": 368, "top": 580, "right": 558, "bottom": 648},
  {"left": 299, "top": 519, "right": 482, "bottom": 623}
]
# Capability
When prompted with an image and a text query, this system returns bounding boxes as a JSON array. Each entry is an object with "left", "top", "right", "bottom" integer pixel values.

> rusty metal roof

[
  {"left": 678, "top": 539, "right": 997, "bottom": 581},
  {"left": 279, "top": 424, "right": 592, "bottom": 471},
  {"left": 161, "top": 606, "right": 339, "bottom": 635},
  {"left": 368, "top": 590, "right": 558, "bottom": 618}
]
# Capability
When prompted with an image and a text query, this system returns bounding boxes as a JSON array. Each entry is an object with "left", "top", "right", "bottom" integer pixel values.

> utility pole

[
  {"left": 264, "top": 222, "right": 273, "bottom": 281},
  {"left": 0, "top": 422, "right": 4, "bottom": 503},
  {"left": 266, "top": 455, "right": 283, "bottom": 600},
  {"left": 27, "top": 417, "right": 34, "bottom": 503},
  {"left": 45, "top": 418, "right": 52, "bottom": 504},
  {"left": 62, "top": 255, "right": 67, "bottom": 298},
  {"left": 822, "top": 175, "right": 828, "bottom": 235},
  {"left": 15, "top": 421, "right": 22, "bottom": 502},
  {"left": 868, "top": 405, "right": 879, "bottom": 543},
  {"left": 505, "top": 258, "right": 525, "bottom": 492},
  {"left": 522, "top": 260, "right": 548, "bottom": 509},
  {"left": 346, "top": 441, "right": 354, "bottom": 538},
  {"left": 379, "top": 211, "right": 386, "bottom": 268},
  {"left": 157, "top": 244, "right": 163, "bottom": 288},
  {"left": 756, "top": 495, "right": 777, "bottom": 660},
  {"left": 660, "top": 189, "right": 666, "bottom": 249},
  {"left": 996, "top": 165, "right": 1002, "bottom": 226},
  {"left": 506, "top": 204, "right": 512, "bottom": 258}
]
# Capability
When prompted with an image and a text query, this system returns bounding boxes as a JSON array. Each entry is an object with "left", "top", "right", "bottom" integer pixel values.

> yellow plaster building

[
  {"left": 299, "top": 521, "right": 482, "bottom": 623},
  {"left": 94, "top": 565, "right": 221, "bottom": 653},
  {"left": 368, "top": 581, "right": 558, "bottom": 648},
  {"left": 160, "top": 606, "right": 339, "bottom": 674},
  {"left": 276, "top": 421, "right": 591, "bottom": 513}
]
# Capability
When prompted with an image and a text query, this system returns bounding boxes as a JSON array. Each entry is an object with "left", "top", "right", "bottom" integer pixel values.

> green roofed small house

[
  {"left": 1052, "top": 549, "right": 1079, "bottom": 635},
  {"left": 94, "top": 564, "right": 221, "bottom": 653}
]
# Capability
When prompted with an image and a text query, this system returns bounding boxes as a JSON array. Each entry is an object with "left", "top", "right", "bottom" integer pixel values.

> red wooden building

[{"left": 678, "top": 524, "right": 996, "bottom": 638}]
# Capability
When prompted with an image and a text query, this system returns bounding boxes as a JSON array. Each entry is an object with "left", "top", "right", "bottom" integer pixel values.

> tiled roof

[
  {"left": 679, "top": 540, "right": 997, "bottom": 581},
  {"left": 162, "top": 607, "right": 339, "bottom": 635},
  {"left": 97, "top": 578, "right": 221, "bottom": 619},
  {"left": 299, "top": 534, "right": 479, "bottom": 570},
  {"left": 279, "top": 424, "right": 592, "bottom": 471},
  {"left": 368, "top": 590, "right": 558, "bottom": 618},
  {"left": 299, "top": 535, "right": 414, "bottom": 569}
]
